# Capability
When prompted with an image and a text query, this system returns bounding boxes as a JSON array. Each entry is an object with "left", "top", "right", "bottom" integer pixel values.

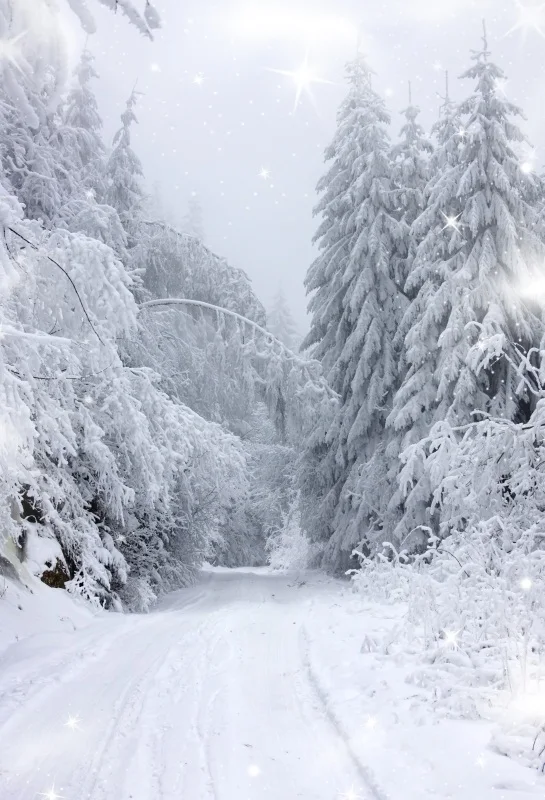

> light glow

[
  {"left": 40, "top": 787, "right": 63, "bottom": 800},
  {"left": 517, "top": 273, "right": 545, "bottom": 300},
  {"left": 443, "top": 629, "right": 460, "bottom": 647},
  {"left": 338, "top": 787, "right": 362, "bottom": 800},
  {"left": 507, "top": 2, "right": 545, "bottom": 38},
  {"left": 193, "top": 73, "right": 205, "bottom": 86},
  {"left": 365, "top": 715, "right": 377, "bottom": 729},
  {"left": 65, "top": 714, "right": 81, "bottom": 730},
  {"left": 520, "top": 577, "right": 533, "bottom": 590},
  {"left": 259, "top": 168, "right": 271, "bottom": 180},
  {"left": 0, "top": 32, "right": 27, "bottom": 71},
  {"left": 442, "top": 213, "right": 462, "bottom": 233},
  {"left": 268, "top": 56, "right": 333, "bottom": 111},
  {"left": 247, "top": 764, "right": 260, "bottom": 777}
]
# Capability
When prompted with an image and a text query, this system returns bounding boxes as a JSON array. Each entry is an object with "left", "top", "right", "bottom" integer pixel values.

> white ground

[{"left": 0, "top": 567, "right": 542, "bottom": 800}]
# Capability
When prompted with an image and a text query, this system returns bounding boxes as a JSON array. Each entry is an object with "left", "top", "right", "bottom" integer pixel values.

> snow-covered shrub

[
  {"left": 267, "top": 503, "right": 315, "bottom": 572},
  {"left": 354, "top": 398, "right": 545, "bottom": 723}
]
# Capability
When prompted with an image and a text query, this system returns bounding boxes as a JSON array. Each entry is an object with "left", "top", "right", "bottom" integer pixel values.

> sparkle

[
  {"left": 520, "top": 577, "right": 533, "bottom": 590},
  {"left": 494, "top": 78, "right": 509, "bottom": 96},
  {"left": 268, "top": 54, "right": 333, "bottom": 111},
  {"left": 457, "top": 127, "right": 468, "bottom": 139},
  {"left": 258, "top": 167, "right": 271, "bottom": 180},
  {"left": 193, "top": 72, "right": 205, "bottom": 86},
  {"left": 247, "top": 764, "right": 260, "bottom": 777},
  {"left": 117, "top": 534, "right": 127, "bottom": 545},
  {"left": 507, "top": 2, "right": 545, "bottom": 38},
  {"left": 476, "top": 754, "right": 486, "bottom": 768},
  {"left": 65, "top": 714, "right": 81, "bottom": 731},
  {"left": 521, "top": 161, "right": 533, "bottom": 174},
  {"left": 365, "top": 715, "right": 377, "bottom": 729},
  {"left": 39, "top": 787, "right": 63, "bottom": 800},
  {"left": 0, "top": 32, "right": 27, "bottom": 71},
  {"left": 338, "top": 787, "right": 362, "bottom": 800},
  {"left": 150, "top": 62, "right": 161, "bottom": 73},
  {"left": 442, "top": 629, "right": 460, "bottom": 647},
  {"left": 442, "top": 213, "right": 462, "bottom": 232},
  {"left": 432, "top": 60, "right": 443, "bottom": 71}
]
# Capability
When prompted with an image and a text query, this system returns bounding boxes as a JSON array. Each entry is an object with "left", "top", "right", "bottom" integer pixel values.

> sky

[{"left": 65, "top": 0, "right": 545, "bottom": 331}]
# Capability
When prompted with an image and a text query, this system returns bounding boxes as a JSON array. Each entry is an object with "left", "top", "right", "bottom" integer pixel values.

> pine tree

[
  {"left": 389, "top": 27, "right": 545, "bottom": 549},
  {"left": 106, "top": 90, "right": 146, "bottom": 248},
  {"left": 391, "top": 83, "right": 433, "bottom": 289},
  {"left": 268, "top": 287, "right": 299, "bottom": 350},
  {"left": 301, "top": 54, "right": 407, "bottom": 570},
  {"left": 57, "top": 48, "right": 128, "bottom": 253},
  {"left": 62, "top": 48, "right": 106, "bottom": 193}
]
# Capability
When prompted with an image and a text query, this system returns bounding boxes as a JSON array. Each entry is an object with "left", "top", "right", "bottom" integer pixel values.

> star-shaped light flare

[
  {"left": 442, "top": 629, "right": 460, "bottom": 647},
  {"left": 442, "top": 213, "right": 462, "bottom": 233},
  {"left": 0, "top": 31, "right": 27, "bottom": 71},
  {"left": 268, "top": 54, "right": 333, "bottom": 111},
  {"left": 507, "top": 2, "right": 545, "bottom": 38},
  {"left": 39, "top": 786, "right": 63, "bottom": 800},
  {"left": 65, "top": 714, "right": 81, "bottom": 731},
  {"left": 258, "top": 167, "right": 271, "bottom": 180}
]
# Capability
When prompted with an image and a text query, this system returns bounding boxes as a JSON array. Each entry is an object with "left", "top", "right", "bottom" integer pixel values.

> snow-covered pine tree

[
  {"left": 389, "top": 26, "right": 545, "bottom": 550},
  {"left": 391, "top": 82, "right": 433, "bottom": 290},
  {"left": 106, "top": 89, "right": 146, "bottom": 249},
  {"left": 57, "top": 48, "right": 128, "bottom": 252},
  {"left": 351, "top": 85, "right": 435, "bottom": 546},
  {"left": 61, "top": 48, "right": 105, "bottom": 194},
  {"left": 301, "top": 53, "right": 407, "bottom": 571},
  {"left": 268, "top": 287, "right": 299, "bottom": 350}
]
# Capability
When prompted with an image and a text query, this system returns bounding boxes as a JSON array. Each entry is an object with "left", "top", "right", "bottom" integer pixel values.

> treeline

[
  {"left": 0, "top": 1, "right": 319, "bottom": 610},
  {"left": 301, "top": 30, "right": 545, "bottom": 572}
]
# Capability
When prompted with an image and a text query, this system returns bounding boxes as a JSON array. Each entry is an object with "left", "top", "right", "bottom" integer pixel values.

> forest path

[{"left": 0, "top": 567, "right": 373, "bottom": 800}]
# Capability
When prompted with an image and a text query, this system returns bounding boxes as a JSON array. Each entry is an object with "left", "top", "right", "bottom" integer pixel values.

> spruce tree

[
  {"left": 301, "top": 54, "right": 407, "bottom": 570},
  {"left": 389, "top": 27, "right": 545, "bottom": 548},
  {"left": 106, "top": 90, "right": 146, "bottom": 248},
  {"left": 391, "top": 83, "right": 433, "bottom": 288},
  {"left": 62, "top": 48, "right": 106, "bottom": 194},
  {"left": 57, "top": 49, "right": 128, "bottom": 253}
]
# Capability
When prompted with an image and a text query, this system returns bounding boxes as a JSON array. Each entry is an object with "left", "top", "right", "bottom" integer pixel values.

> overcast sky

[{"left": 66, "top": 0, "right": 545, "bottom": 330}]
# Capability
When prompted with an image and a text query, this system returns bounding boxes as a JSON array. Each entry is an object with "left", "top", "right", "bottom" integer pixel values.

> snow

[
  {"left": 0, "top": 572, "right": 98, "bottom": 659},
  {"left": 0, "top": 568, "right": 543, "bottom": 799}
]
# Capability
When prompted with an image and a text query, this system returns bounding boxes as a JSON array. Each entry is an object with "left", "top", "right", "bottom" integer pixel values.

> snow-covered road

[{"left": 0, "top": 568, "right": 371, "bottom": 800}]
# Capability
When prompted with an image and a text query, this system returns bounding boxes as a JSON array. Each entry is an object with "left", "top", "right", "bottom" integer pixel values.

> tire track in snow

[
  {"left": 298, "top": 625, "right": 390, "bottom": 800},
  {"left": 196, "top": 618, "right": 237, "bottom": 800}
]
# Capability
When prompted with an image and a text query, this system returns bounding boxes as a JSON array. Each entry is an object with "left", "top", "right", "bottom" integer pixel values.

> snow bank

[
  {"left": 303, "top": 582, "right": 545, "bottom": 800},
  {"left": 0, "top": 571, "right": 98, "bottom": 658}
]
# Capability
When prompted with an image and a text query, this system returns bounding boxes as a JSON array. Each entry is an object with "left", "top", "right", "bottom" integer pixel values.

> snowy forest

[{"left": 2, "top": 1, "right": 545, "bottom": 793}]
